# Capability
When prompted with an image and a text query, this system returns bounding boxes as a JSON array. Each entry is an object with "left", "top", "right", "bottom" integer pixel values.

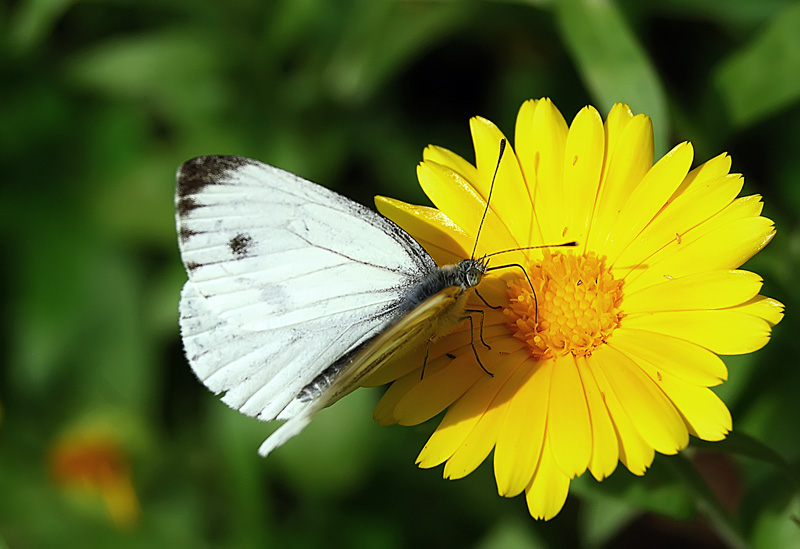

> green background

[{"left": 1, "top": 0, "right": 798, "bottom": 547}]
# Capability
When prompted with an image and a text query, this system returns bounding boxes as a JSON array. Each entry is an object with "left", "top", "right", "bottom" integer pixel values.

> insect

[{"left": 175, "top": 142, "right": 571, "bottom": 456}]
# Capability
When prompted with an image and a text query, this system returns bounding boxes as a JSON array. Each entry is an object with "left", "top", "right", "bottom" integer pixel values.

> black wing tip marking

[
  {"left": 179, "top": 227, "right": 197, "bottom": 243},
  {"left": 176, "top": 156, "right": 256, "bottom": 197}
]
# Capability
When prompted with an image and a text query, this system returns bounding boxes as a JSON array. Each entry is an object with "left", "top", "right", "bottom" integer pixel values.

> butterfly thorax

[{"left": 400, "top": 257, "right": 487, "bottom": 313}]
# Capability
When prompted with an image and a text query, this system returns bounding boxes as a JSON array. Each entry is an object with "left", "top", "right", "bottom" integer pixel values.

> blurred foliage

[{"left": 1, "top": 0, "right": 799, "bottom": 547}]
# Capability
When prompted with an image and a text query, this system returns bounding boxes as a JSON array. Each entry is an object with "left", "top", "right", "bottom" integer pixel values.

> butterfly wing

[
  {"left": 176, "top": 156, "right": 437, "bottom": 423},
  {"left": 259, "top": 285, "right": 465, "bottom": 456}
]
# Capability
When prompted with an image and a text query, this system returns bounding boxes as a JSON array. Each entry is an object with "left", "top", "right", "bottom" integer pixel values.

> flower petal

[
  {"left": 587, "top": 114, "right": 654, "bottom": 253},
  {"left": 608, "top": 328, "right": 728, "bottom": 387},
  {"left": 623, "top": 215, "right": 775, "bottom": 291},
  {"left": 515, "top": 98, "right": 569, "bottom": 244},
  {"left": 515, "top": 98, "right": 542, "bottom": 186},
  {"left": 470, "top": 117, "right": 534, "bottom": 249},
  {"left": 417, "top": 160, "right": 516, "bottom": 254},
  {"left": 604, "top": 142, "right": 694, "bottom": 264},
  {"left": 603, "top": 103, "right": 635, "bottom": 154},
  {"left": 444, "top": 355, "right": 532, "bottom": 480},
  {"left": 423, "top": 144, "right": 480, "bottom": 183},
  {"left": 634, "top": 360, "right": 732, "bottom": 441},
  {"left": 525, "top": 437, "right": 571, "bottom": 521},
  {"left": 548, "top": 354, "right": 592, "bottom": 478},
  {"left": 374, "top": 366, "right": 425, "bottom": 426},
  {"left": 671, "top": 152, "right": 732, "bottom": 198},
  {"left": 416, "top": 350, "right": 528, "bottom": 469},
  {"left": 393, "top": 351, "right": 484, "bottom": 426},
  {"left": 494, "top": 359, "right": 553, "bottom": 497},
  {"left": 576, "top": 356, "right": 619, "bottom": 480},
  {"left": 614, "top": 174, "right": 745, "bottom": 277},
  {"left": 375, "top": 195, "right": 471, "bottom": 266},
  {"left": 588, "top": 353, "right": 655, "bottom": 475},
  {"left": 725, "top": 295, "right": 784, "bottom": 326},
  {"left": 624, "top": 310, "right": 772, "bottom": 354},
  {"left": 563, "top": 106, "right": 606, "bottom": 249},
  {"left": 594, "top": 346, "right": 689, "bottom": 455},
  {"left": 623, "top": 270, "right": 763, "bottom": 313}
]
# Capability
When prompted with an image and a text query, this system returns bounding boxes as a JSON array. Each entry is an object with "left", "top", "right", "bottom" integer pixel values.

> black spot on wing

[
  {"left": 186, "top": 261, "right": 201, "bottom": 272},
  {"left": 177, "top": 156, "right": 254, "bottom": 197},
  {"left": 229, "top": 233, "right": 253, "bottom": 258}
]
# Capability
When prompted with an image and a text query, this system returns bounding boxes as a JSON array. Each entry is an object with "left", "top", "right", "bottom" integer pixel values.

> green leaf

[
  {"left": 664, "top": 455, "right": 748, "bottom": 549},
  {"left": 654, "top": 0, "right": 793, "bottom": 29},
  {"left": 555, "top": 0, "right": 669, "bottom": 154},
  {"left": 693, "top": 431, "right": 798, "bottom": 485},
  {"left": 714, "top": 2, "right": 800, "bottom": 128},
  {"left": 325, "top": 1, "right": 474, "bottom": 105},
  {"left": 64, "top": 29, "right": 228, "bottom": 125},
  {"left": 7, "top": 0, "right": 74, "bottom": 54},
  {"left": 750, "top": 494, "right": 800, "bottom": 549},
  {"left": 475, "top": 516, "right": 546, "bottom": 549}
]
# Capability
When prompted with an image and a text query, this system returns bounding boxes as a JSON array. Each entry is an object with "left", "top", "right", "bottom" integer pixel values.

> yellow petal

[
  {"left": 623, "top": 216, "right": 775, "bottom": 291},
  {"left": 493, "top": 359, "right": 553, "bottom": 497},
  {"left": 608, "top": 328, "right": 728, "bottom": 387},
  {"left": 416, "top": 350, "right": 527, "bottom": 469},
  {"left": 444, "top": 357, "right": 531, "bottom": 480},
  {"left": 604, "top": 142, "right": 694, "bottom": 264},
  {"left": 374, "top": 367, "right": 423, "bottom": 426},
  {"left": 697, "top": 194, "right": 764, "bottom": 229},
  {"left": 526, "top": 99, "right": 570, "bottom": 244},
  {"left": 671, "top": 152, "right": 732, "bottom": 198},
  {"left": 576, "top": 356, "right": 619, "bottom": 480},
  {"left": 514, "top": 98, "right": 542, "bottom": 187},
  {"left": 614, "top": 174, "right": 744, "bottom": 277},
  {"left": 363, "top": 323, "right": 498, "bottom": 389},
  {"left": 635, "top": 360, "right": 732, "bottom": 441},
  {"left": 417, "top": 160, "right": 516, "bottom": 254},
  {"left": 548, "top": 354, "right": 592, "bottom": 478},
  {"left": 587, "top": 354, "right": 654, "bottom": 475},
  {"left": 603, "top": 103, "right": 635, "bottom": 166},
  {"left": 375, "top": 195, "right": 470, "bottom": 265},
  {"left": 422, "top": 144, "right": 480, "bottom": 183},
  {"left": 563, "top": 106, "right": 605, "bottom": 250},
  {"left": 524, "top": 437, "right": 571, "bottom": 521},
  {"left": 725, "top": 295, "right": 784, "bottom": 326},
  {"left": 470, "top": 116, "right": 534, "bottom": 249},
  {"left": 394, "top": 351, "right": 484, "bottom": 426},
  {"left": 624, "top": 310, "right": 772, "bottom": 355},
  {"left": 587, "top": 114, "right": 654, "bottom": 253},
  {"left": 594, "top": 346, "right": 688, "bottom": 455},
  {"left": 623, "top": 270, "right": 763, "bottom": 313}
]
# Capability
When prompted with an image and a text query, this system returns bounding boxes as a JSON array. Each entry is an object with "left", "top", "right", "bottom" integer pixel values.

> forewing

[
  {"left": 175, "top": 156, "right": 436, "bottom": 420},
  {"left": 176, "top": 156, "right": 435, "bottom": 331}
]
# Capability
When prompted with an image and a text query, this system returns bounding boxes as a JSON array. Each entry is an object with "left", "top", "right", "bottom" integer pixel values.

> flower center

[{"left": 504, "top": 252, "right": 623, "bottom": 358}]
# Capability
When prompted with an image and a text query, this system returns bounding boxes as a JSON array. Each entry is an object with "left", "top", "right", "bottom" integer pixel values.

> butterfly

[{"left": 175, "top": 154, "right": 501, "bottom": 456}]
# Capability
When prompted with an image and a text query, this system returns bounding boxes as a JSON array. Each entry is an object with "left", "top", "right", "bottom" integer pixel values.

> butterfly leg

[
  {"left": 486, "top": 262, "right": 539, "bottom": 324},
  {"left": 475, "top": 288, "right": 502, "bottom": 310},
  {"left": 420, "top": 337, "right": 434, "bottom": 380},
  {"left": 462, "top": 311, "right": 494, "bottom": 377}
]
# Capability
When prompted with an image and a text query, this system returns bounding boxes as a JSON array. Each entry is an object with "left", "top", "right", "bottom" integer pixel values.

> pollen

[{"left": 504, "top": 252, "right": 623, "bottom": 359}]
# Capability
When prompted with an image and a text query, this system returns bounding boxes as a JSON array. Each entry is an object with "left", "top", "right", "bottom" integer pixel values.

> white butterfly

[{"left": 175, "top": 155, "right": 492, "bottom": 456}]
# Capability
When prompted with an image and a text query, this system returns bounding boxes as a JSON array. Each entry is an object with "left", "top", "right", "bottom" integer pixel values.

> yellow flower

[
  {"left": 363, "top": 98, "right": 783, "bottom": 520},
  {"left": 50, "top": 430, "right": 139, "bottom": 528}
]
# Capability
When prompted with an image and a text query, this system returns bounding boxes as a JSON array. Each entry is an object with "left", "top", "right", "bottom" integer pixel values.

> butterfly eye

[{"left": 466, "top": 268, "right": 481, "bottom": 287}]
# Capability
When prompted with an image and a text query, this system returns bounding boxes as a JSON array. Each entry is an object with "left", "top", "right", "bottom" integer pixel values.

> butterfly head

[{"left": 457, "top": 256, "right": 489, "bottom": 290}]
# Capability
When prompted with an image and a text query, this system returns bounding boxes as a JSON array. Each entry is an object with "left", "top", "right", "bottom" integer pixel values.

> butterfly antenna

[{"left": 471, "top": 138, "right": 506, "bottom": 260}]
